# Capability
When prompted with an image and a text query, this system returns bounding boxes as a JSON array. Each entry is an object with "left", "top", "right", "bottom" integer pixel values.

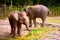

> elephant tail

[{"left": 48, "top": 10, "right": 51, "bottom": 16}]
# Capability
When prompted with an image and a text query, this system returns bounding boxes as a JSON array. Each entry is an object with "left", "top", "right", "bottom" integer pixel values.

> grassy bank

[
  {"left": 0, "top": 27, "right": 57, "bottom": 40},
  {"left": 46, "top": 17, "right": 60, "bottom": 24}
]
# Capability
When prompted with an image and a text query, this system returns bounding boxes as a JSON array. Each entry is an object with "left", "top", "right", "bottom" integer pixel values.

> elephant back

[{"left": 8, "top": 11, "right": 19, "bottom": 21}]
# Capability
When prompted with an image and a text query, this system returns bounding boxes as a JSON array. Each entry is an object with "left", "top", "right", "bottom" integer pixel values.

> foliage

[
  {"left": 49, "top": 6, "right": 60, "bottom": 16},
  {"left": 0, "top": 0, "right": 60, "bottom": 18},
  {"left": 0, "top": 0, "right": 60, "bottom": 6},
  {"left": 0, "top": 6, "right": 23, "bottom": 19},
  {"left": 0, "top": 27, "right": 57, "bottom": 40}
]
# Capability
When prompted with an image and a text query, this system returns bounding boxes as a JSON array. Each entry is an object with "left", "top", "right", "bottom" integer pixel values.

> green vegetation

[
  {"left": 49, "top": 6, "right": 60, "bottom": 16},
  {"left": 47, "top": 20, "right": 60, "bottom": 24},
  {"left": 0, "top": 27, "right": 57, "bottom": 40},
  {"left": 0, "top": 0, "right": 60, "bottom": 6},
  {"left": 0, "top": 6, "right": 60, "bottom": 19},
  {"left": 0, "top": 0, "right": 60, "bottom": 18},
  {"left": 46, "top": 17, "right": 60, "bottom": 24},
  {"left": 0, "top": 6, "right": 23, "bottom": 19}
]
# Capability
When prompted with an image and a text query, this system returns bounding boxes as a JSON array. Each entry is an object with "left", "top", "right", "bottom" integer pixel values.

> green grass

[
  {"left": 46, "top": 17, "right": 60, "bottom": 24},
  {"left": 37, "top": 17, "right": 60, "bottom": 24},
  {"left": 47, "top": 20, "right": 60, "bottom": 24},
  {"left": 0, "top": 27, "right": 57, "bottom": 40}
]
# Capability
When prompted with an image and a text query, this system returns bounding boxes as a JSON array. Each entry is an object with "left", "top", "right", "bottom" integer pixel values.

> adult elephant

[
  {"left": 24, "top": 5, "right": 50, "bottom": 27},
  {"left": 8, "top": 11, "right": 30, "bottom": 37}
]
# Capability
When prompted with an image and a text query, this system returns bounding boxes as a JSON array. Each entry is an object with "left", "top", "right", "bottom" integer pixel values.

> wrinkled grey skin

[
  {"left": 8, "top": 11, "right": 30, "bottom": 37},
  {"left": 24, "top": 5, "right": 50, "bottom": 27}
]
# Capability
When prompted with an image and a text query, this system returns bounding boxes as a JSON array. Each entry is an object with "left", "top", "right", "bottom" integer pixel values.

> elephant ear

[
  {"left": 28, "top": 6, "right": 32, "bottom": 13},
  {"left": 28, "top": 6, "right": 32, "bottom": 10},
  {"left": 13, "top": 12, "right": 18, "bottom": 21}
]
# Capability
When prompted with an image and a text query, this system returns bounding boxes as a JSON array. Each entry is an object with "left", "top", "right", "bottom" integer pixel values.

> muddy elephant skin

[
  {"left": 8, "top": 11, "right": 30, "bottom": 37},
  {"left": 24, "top": 5, "right": 50, "bottom": 27}
]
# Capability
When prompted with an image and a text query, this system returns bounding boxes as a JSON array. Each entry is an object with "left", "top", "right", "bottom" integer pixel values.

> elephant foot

[
  {"left": 18, "top": 34, "right": 21, "bottom": 37},
  {"left": 12, "top": 35, "right": 17, "bottom": 38},
  {"left": 41, "top": 24, "right": 45, "bottom": 28},
  {"left": 41, "top": 24, "right": 44, "bottom": 27},
  {"left": 10, "top": 33, "right": 13, "bottom": 36},
  {"left": 41, "top": 26, "right": 44, "bottom": 28},
  {"left": 34, "top": 25, "right": 37, "bottom": 27},
  {"left": 12, "top": 34, "right": 17, "bottom": 38},
  {"left": 17, "top": 32, "right": 21, "bottom": 37},
  {"left": 26, "top": 28, "right": 30, "bottom": 31},
  {"left": 29, "top": 25, "right": 32, "bottom": 27}
]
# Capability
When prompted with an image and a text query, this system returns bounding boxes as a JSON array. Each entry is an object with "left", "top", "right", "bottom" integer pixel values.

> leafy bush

[
  {"left": 49, "top": 6, "right": 60, "bottom": 16},
  {"left": 0, "top": 6, "right": 23, "bottom": 19}
]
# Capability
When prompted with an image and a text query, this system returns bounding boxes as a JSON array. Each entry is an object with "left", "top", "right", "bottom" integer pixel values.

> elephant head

[{"left": 24, "top": 6, "right": 33, "bottom": 16}]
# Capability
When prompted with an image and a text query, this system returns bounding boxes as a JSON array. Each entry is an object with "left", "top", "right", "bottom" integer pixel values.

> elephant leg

[
  {"left": 10, "top": 24, "right": 14, "bottom": 35},
  {"left": 29, "top": 17, "right": 32, "bottom": 27},
  {"left": 17, "top": 22, "right": 21, "bottom": 36},
  {"left": 13, "top": 23, "right": 17, "bottom": 38},
  {"left": 9, "top": 18, "right": 14, "bottom": 35},
  {"left": 33, "top": 18, "right": 37, "bottom": 27},
  {"left": 41, "top": 18, "right": 46, "bottom": 27}
]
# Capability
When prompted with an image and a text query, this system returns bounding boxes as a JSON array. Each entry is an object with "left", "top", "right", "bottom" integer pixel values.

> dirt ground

[{"left": 0, "top": 16, "right": 60, "bottom": 40}]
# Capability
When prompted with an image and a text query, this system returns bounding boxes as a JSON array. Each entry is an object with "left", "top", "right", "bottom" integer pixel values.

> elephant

[
  {"left": 24, "top": 5, "right": 51, "bottom": 27},
  {"left": 8, "top": 11, "right": 30, "bottom": 37}
]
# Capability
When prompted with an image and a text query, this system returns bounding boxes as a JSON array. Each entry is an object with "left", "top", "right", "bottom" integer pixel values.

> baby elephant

[{"left": 8, "top": 11, "right": 30, "bottom": 37}]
